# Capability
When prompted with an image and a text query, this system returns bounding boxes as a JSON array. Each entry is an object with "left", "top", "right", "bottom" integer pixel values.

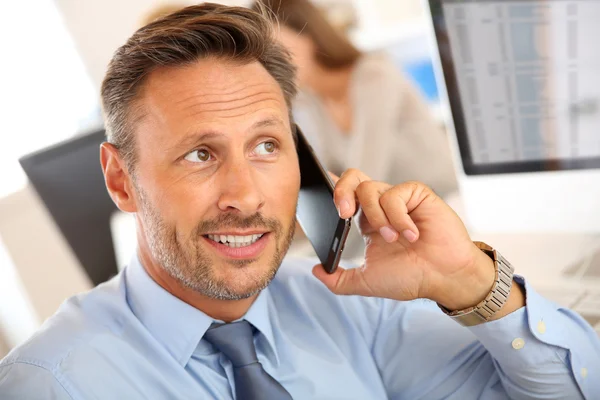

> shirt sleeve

[
  {"left": 468, "top": 276, "right": 600, "bottom": 399},
  {"left": 371, "top": 276, "right": 600, "bottom": 399},
  {"left": 0, "top": 361, "right": 74, "bottom": 400}
]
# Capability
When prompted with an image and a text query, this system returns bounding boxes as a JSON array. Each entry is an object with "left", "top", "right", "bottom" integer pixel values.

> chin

[{"left": 207, "top": 259, "right": 279, "bottom": 299}]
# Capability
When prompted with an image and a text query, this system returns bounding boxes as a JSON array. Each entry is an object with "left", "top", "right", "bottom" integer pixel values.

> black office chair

[{"left": 19, "top": 128, "right": 120, "bottom": 286}]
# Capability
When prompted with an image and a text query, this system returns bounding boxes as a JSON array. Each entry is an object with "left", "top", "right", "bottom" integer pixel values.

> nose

[{"left": 216, "top": 159, "right": 265, "bottom": 215}]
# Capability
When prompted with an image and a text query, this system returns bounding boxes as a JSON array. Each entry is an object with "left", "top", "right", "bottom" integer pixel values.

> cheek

[
  {"left": 269, "top": 162, "right": 300, "bottom": 213},
  {"left": 295, "top": 44, "right": 314, "bottom": 67},
  {"left": 295, "top": 63, "right": 309, "bottom": 85},
  {"left": 156, "top": 184, "right": 215, "bottom": 231},
  {"left": 292, "top": 47, "right": 314, "bottom": 78}
]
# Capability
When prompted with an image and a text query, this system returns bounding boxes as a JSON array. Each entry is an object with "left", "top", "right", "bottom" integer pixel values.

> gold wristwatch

[{"left": 438, "top": 242, "right": 515, "bottom": 326}]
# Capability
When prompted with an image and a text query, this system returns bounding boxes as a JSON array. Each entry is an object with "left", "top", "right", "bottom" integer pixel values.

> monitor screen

[
  {"left": 429, "top": 0, "right": 600, "bottom": 175},
  {"left": 19, "top": 129, "right": 120, "bottom": 285}
]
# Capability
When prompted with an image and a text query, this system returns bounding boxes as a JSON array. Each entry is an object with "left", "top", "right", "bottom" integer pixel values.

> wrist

[
  {"left": 435, "top": 243, "right": 496, "bottom": 311},
  {"left": 487, "top": 279, "right": 525, "bottom": 321},
  {"left": 435, "top": 241, "right": 525, "bottom": 326}
]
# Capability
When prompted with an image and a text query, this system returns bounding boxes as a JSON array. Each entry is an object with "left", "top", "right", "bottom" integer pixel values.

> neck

[
  {"left": 136, "top": 240, "right": 256, "bottom": 323},
  {"left": 308, "top": 63, "right": 354, "bottom": 101}
]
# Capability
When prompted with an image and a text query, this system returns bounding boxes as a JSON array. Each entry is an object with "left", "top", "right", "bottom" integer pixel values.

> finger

[
  {"left": 379, "top": 182, "right": 430, "bottom": 243},
  {"left": 354, "top": 180, "right": 399, "bottom": 242},
  {"left": 333, "top": 168, "right": 371, "bottom": 219},
  {"left": 312, "top": 264, "right": 373, "bottom": 297}
]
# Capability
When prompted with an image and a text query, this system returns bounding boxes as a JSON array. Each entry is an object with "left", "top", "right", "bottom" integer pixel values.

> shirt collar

[
  {"left": 124, "top": 254, "right": 279, "bottom": 367},
  {"left": 244, "top": 287, "right": 280, "bottom": 365}
]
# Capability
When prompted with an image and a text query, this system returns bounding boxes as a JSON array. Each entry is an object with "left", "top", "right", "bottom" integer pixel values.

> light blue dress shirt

[{"left": 1, "top": 256, "right": 599, "bottom": 399}]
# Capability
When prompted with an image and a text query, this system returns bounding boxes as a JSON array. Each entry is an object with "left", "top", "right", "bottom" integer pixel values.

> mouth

[
  {"left": 203, "top": 232, "right": 271, "bottom": 260},
  {"left": 205, "top": 233, "right": 265, "bottom": 248}
]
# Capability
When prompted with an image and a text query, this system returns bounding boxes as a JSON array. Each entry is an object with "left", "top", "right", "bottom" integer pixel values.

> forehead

[{"left": 136, "top": 58, "right": 289, "bottom": 138}]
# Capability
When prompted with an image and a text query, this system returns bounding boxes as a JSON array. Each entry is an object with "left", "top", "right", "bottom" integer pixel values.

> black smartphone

[{"left": 294, "top": 125, "right": 351, "bottom": 274}]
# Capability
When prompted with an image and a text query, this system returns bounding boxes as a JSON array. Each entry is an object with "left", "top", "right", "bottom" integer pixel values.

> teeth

[{"left": 207, "top": 233, "right": 264, "bottom": 248}]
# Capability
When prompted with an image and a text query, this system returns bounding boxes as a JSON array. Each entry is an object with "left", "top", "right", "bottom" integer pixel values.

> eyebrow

[
  {"left": 171, "top": 117, "right": 286, "bottom": 151},
  {"left": 251, "top": 117, "right": 285, "bottom": 130},
  {"left": 170, "top": 131, "right": 223, "bottom": 152}
]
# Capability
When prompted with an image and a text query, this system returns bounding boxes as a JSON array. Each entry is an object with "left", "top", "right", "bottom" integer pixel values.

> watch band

[{"left": 438, "top": 241, "right": 515, "bottom": 326}]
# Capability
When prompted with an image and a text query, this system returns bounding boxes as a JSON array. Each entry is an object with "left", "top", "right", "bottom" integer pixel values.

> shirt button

[
  {"left": 581, "top": 367, "right": 588, "bottom": 379},
  {"left": 512, "top": 337, "right": 525, "bottom": 350},
  {"left": 537, "top": 321, "right": 547, "bottom": 334}
]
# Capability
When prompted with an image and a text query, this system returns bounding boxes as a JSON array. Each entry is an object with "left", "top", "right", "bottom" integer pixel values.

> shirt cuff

[
  {"left": 468, "top": 275, "right": 568, "bottom": 368},
  {"left": 468, "top": 275, "right": 599, "bottom": 397}
]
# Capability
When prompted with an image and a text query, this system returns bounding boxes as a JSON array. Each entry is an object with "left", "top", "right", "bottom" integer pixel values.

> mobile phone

[{"left": 294, "top": 124, "right": 351, "bottom": 274}]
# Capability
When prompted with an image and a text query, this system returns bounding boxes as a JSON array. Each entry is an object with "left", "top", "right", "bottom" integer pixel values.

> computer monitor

[
  {"left": 427, "top": 0, "right": 600, "bottom": 232},
  {"left": 19, "top": 129, "right": 120, "bottom": 285}
]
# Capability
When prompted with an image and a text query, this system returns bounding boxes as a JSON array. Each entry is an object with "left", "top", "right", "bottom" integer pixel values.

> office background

[
  {"left": 1, "top": 0, "right": 600, "bottom": 356},
  {"left": 0, "top": 0, "right": 435, "bottom": 357}
]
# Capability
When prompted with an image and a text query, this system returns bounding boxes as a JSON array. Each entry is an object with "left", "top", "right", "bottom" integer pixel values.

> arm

[
  {"left": 468, "top": 276, "right": 598, "bottom": 398},
  {"left": 440, "top": 244, "right": 598, "bottom": 398},
  {"left": 313, "top": 172, "right": 600, "bottom": 399},
  {"left": 369, "top": 277, "right": 598, "bottom": 399},
  {"left": 0, "top": 362, "right": 74, "bottom": 400}
]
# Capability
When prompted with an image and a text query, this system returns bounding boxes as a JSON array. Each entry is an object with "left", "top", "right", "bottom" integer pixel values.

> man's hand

[{"left": 313, "top": 169, "right": 524, "bottom": 314}]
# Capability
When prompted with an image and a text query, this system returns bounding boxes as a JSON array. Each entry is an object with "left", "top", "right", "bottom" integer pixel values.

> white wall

[
  {"left": 54, "top": 0, "right": 251, "bottom": 91},
  {"left": 54, "top": 0, "right": 425, "bottom": 90},
  {"left": 352, "top": 0, "right": 424, "bottom": 31}
]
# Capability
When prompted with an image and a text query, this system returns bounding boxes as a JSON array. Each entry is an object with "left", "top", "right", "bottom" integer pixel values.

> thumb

[{"left": 312, "top": 265, "right": 372, "bottom": 296}]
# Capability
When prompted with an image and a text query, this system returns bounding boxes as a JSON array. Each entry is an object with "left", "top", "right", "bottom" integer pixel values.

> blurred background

[{"left": 1, "top": 0, "right": 599, "bottom": 357}]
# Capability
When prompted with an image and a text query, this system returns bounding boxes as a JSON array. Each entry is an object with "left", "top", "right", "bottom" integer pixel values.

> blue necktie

[{"left": 203, "top": 320, "right": 292, "bottom": 400}]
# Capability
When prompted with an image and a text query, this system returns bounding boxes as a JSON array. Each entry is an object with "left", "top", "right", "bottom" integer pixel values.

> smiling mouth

[{"left": 205, "top": 233, "right": 265, "bottom": 248}]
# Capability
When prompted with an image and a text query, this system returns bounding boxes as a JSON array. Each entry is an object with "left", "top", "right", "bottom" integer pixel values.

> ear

[{"left": 100, "top": 143, "right": 138, "bottom": 213}]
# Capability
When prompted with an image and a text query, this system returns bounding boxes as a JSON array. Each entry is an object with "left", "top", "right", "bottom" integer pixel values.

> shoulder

[
  {"left": 272, "top": 257, "right": 373, "bottom": 309},
  {"left": 273, "top": 257, "right": 450, "bottom": 325},
  {"left": 354, "top": 52, "right": 403, "bottom": 84},
  {"left": 0, "top": 360, "right": 73, "bottom": 399},
  {"left": 354, "top": 52, "right": 427, "bottom": 106},
  {"left": 271, "top": 258, "right": 385, "bottom": 337},
  {"left": 271, "top": 258, "right": 454, "bottom": 350},
  {"left": 273, "top": 256, "right": 348, "bottom": 296},
  {"left": 0, "top": 275, "right": 130, "bottom": 375}
]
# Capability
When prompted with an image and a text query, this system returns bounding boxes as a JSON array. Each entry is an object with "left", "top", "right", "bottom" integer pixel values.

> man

[{"left": 1, "top": 4, "right": 598, "bottom": 399}]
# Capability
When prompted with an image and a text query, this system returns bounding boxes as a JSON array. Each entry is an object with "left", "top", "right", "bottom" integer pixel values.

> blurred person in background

[
  {"left": 253, "top": 0, "right": 458, "bottom": 260},
  {"left": 253, "top": 0, "right": 458, "bottom": 196},
  {"left": 1, "top": 5, "right": 598, "bottom": 399}
]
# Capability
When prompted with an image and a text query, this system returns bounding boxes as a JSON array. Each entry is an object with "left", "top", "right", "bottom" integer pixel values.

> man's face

[{"left": 131, "top": 58, "right": 300, "bottom": 300}]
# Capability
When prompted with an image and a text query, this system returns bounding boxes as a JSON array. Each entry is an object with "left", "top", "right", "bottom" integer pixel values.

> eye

[
  {"left": 184, "top": 149, "right": 212, "bottom": 163},
  {"left": 254, "top": 141, "right": 277, "bottom": 155}
]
